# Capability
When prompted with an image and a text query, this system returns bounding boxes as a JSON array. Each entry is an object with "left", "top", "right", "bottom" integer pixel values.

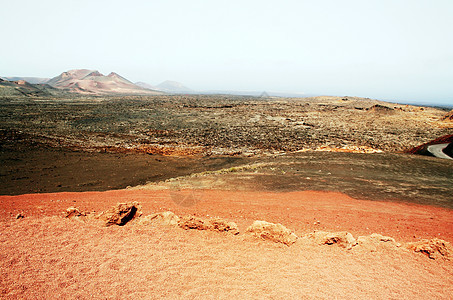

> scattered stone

[
  {"left": 64, "top": 207, "right": 86, "bottom": 218},
  {"left": 246, "top": 220, "right": 298, "bottom": 245},
  {"left": 138, "top": 211, "right": 180, "bottom": 226},
  {"left": 357, "top": 233, "right": 401, "bottom": 252},
  {"left": 96, "top": 202, "right": 142, "bottom": 226},
  {"left": 15, "top": 213, "right": 24, "bottom": 219},
  {"left": 309, "top": 231, "right": 357, "bottom": 249},
  {"left": 406, "top": 238, "right": 452, "bottom": 260}
]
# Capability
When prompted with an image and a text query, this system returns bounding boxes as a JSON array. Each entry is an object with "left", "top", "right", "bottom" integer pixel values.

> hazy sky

[{"left": 1, "top": 0, "right": 452, "bottom": 104}]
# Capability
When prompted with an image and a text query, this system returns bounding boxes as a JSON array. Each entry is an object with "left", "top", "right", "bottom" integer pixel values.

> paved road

[{"left": 427, "top": 143, "right": 453, "bottom": 160}]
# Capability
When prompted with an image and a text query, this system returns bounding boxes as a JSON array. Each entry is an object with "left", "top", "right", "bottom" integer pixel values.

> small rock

[
  {"left": 309, "top": 231, "right": 357, "bottom": 249},
  {"left": 406, "top": 238, "right": 452, "bottom": 260},
  {"left": 178, "top": 215, "right": 239, "bottom": 234},
  {"left": 16, "top": 213, "right": 24, "bottom": 219},
  {"left": 209, "top": 218, "right": 239, "bottom": 235},
  {"left": 357, "top": 233, "right": 401, "bottom": 252},
  {"left": 178, "top": 215, "right": 210, "bottom": 230},
  {"left": 246, "top": 220, "right": 298, "bottom": 245},
  {"left": 64, "top": 207, "right": 86, "bottom": 218},
  {"left": 96, "top": 202, "right": 142, "bottom": 226}
]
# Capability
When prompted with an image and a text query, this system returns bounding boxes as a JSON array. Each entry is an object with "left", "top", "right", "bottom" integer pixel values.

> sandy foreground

[{"left": 1, "top": 189, "right": 452, "bottom": 299}]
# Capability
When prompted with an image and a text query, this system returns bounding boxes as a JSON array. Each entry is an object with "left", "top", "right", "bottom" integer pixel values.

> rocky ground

[
  {"left": 0, "top": 95, "right": 451, "bottom": 156},
  {"left": 1, "top": 95, "right": 451, "bottom": 206}
]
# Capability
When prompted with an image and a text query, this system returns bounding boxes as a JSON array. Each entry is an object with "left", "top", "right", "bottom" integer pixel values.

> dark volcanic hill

[
  {"left": 0, "top": 79, "right": 65, "bottom": 97},
  {"left": 4, "top": 77, "right": 50, "bottom": 84},
  {"left": 47, "top": 69, "right": 162, "bottom": 95}
]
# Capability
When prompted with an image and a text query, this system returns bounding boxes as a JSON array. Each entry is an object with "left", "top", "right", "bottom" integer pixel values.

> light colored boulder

[
  {"left": 246, "top": 220, "right": 298, "bottom": 245},
  {"left": 357, "top": 233, "right": 401, "bottom": 252}
]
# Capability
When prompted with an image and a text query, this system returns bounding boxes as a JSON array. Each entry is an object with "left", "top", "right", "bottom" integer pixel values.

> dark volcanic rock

[
  {"left": 96, "top": 202, "right": 142, "bottom": 226},
  {"left": 367, "top": 104, "right": 394, "bottom": 113},
  {"left": 407, "top": 134, "right": 453, "bottom": 155},
  {"left": 443, "top": 142, "right": 453, "bottom": 157}
]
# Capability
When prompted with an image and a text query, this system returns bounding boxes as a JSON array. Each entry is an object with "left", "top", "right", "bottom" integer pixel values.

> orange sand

[{"left": 1, "top": 190, "right": 452, "bottom": 298}]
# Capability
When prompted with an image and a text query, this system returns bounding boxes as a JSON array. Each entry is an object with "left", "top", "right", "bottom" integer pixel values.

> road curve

[{"left": 427, "top": 143, "right": 453, "bottom": 160}]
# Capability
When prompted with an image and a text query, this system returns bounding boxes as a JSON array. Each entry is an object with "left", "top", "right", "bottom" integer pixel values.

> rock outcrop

[{"left": 246, "top": 220, "right": 298, "bottom": 245}]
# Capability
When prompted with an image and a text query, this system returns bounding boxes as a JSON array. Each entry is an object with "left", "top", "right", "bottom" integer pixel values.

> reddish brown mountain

[{"left": 47, "top": 69, "right": 162, "bottom": 95}]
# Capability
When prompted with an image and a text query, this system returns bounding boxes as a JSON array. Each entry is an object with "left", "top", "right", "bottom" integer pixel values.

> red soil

[
  {"left": 2, "top": 189, "right": 452, "bottom": 242},
  {"left": 1, "top": 189, "right": 452, "bottom": 298}
]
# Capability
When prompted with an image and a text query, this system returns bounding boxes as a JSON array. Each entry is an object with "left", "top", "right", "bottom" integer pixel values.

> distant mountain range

[
  {"left": 1, "top": 69, "right": 162, "bottom": 96},
  {"left": 2, "top": 69, "right": 315, "bottom": 98},
  {"left": 1, "top": 70, "right": 194, "bottom": 96}
]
